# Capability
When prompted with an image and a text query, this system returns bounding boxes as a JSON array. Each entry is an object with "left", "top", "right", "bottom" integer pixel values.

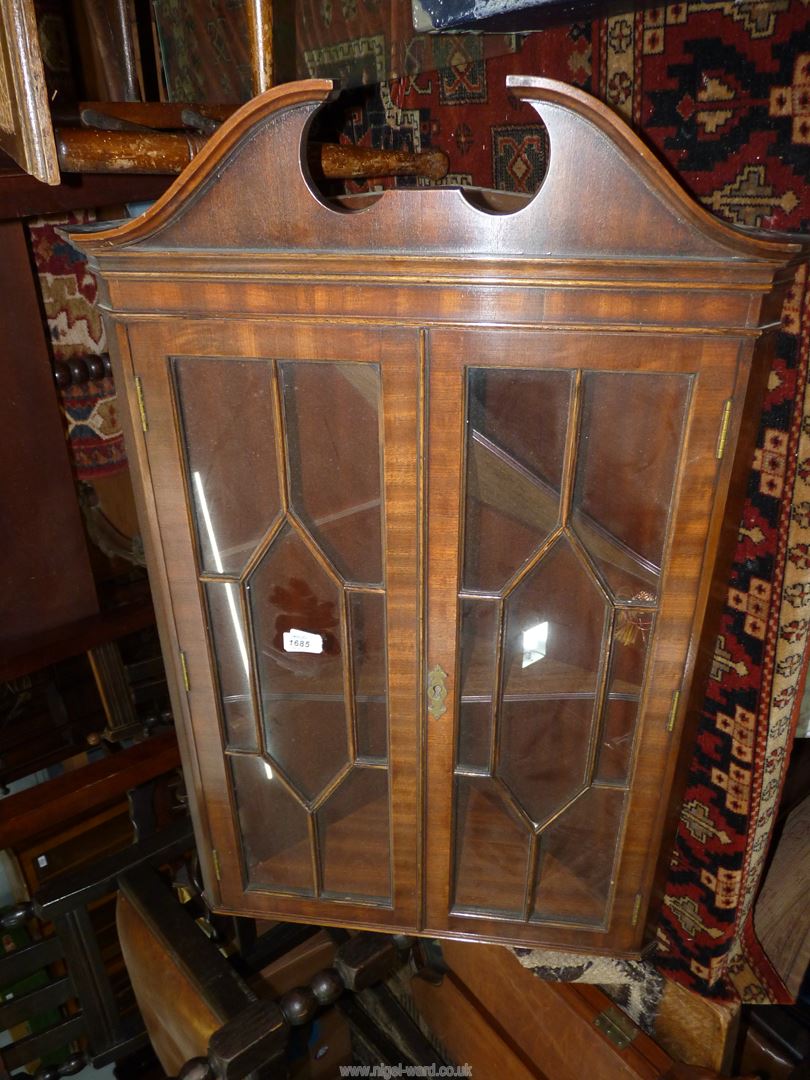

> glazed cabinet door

[
  {"left": 424, "top": 327, "right": 744, "bottom": 952},
  {"left": 121, "top": 320, "right": 419, "bottom": 931}
]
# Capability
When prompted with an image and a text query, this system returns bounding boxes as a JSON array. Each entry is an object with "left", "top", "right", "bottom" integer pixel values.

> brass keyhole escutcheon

[{"left": 427, "top": 665, "right": 448, "bottom": 720}]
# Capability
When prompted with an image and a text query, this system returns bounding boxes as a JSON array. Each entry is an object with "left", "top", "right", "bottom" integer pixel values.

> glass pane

[
  {"left": 350, "top": 592, "right": 388, "bottom": 761},
  {"left": 499, "top": 698, "right": 594, "bottom": 826},
  {"left": 503, "top": 537, "right": 609, "bottom": 698},
  {"left": 318, "top": 766, "right": 390, "bottom": 901},
  {"left": 572, "top": 372, "right": 690, "bottom": 601},
  {"left": 457, "top": 701, "right": 491, "bottom": 772},
  {"left": 463, "top": 369, "right": 572, "bottom": 593},
  {"left": 533, "top": 787, "right": 626, "bottom": 926},
  {"left": 249, "top": 523, "right": 344, "bottom": 698},
  {"left": 595, "top": 699, "right": 637, "bottom": 785},
  {"left": 610, "top": 607, "right": 653, "bottom": 694},
  {"left": 175, "top": 357, "right": 281, "bottom": 575},
  {"left": 230, "top": 754, "right": 314, "bottom": 895},
  {"left": 594, "top": 608, "right": 653, "bottom": 785},
  {"left": 459, "top": 598, "right": 498, "bottom": 698},
  {"left": 356, "top": 701, "right": 387, "bottom": 761},
  {"left": 262, "top": 697, "right": 349, "bottom": 803},
  {"left": 205, "top": 582, "right": 256, "bottom": 751},
  {"left": 281, "top": 361, "right": 383, "bottom": 585},
  {"left": 453, "top": 775, "right": 530, "bottom": 916}
]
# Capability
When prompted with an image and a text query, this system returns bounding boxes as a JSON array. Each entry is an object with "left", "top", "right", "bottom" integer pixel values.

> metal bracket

[
  {"left": 134, "top": 375, "right": 148, "bottom": 433},
  {"left": 594, "top": 1005, "right": 637, "bottom": 1050},
  {"left": 716, "top": 398, "right": 733, "bottom": 460}
]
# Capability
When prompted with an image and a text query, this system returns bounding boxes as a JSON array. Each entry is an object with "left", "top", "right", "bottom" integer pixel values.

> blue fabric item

[{"left": 416, "top": 0, "right": 547, "bottom": 30}]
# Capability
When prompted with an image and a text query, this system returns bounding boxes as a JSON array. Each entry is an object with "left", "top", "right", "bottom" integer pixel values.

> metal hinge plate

[
  {"left": 594, "top": 1006, "right": 637, "bottom": 1050},
  {"left": 134, "top": 375, "right": 148, "bottom": 433},
  {"left": 180, "top": 651, "right": 190, "bottom": 692},
  {"left": 667, "top": 688, "right": 681, "bottom": 733},
  {"left": 631, "top": 891, "right": 643, "bottom": 927},
  {"left": 716, "top": 398, "right": 733, "bottom": 460}
]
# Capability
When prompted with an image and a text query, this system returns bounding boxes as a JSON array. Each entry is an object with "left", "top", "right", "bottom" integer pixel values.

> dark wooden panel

[
  {"left": 0, "top": 730, "right": 179, "bottom": 850},
  {"left": 0, "top": 219, "right": 98, "bottom": 644}
]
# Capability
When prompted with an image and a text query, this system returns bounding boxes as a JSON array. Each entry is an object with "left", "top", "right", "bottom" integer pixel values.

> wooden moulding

[
  {"left": 0, "top": 0, "right": 59, "bottom": 183},
  {"left": 68, "top": 77, "right": 808, "bottom": 956},
  {"left": 71, "top": 77, "right": 803, "bottom": 266}
]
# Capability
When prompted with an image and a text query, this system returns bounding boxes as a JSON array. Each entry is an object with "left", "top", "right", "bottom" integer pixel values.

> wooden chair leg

[
  {"left": 172, "top": 933, "right": 431, "bottom": 1080},
  {"left": 245, "top": 0, "right": 274, "bottom": 95},
  {"left": 55, "top": 125, "right": 449, "bottom": 181}
]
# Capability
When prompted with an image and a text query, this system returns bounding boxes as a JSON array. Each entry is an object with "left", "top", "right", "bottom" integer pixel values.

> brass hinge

[
  {"left": 212, "top": 849, "right": 222, "bottom": 882},
  {"left": 666, "top": 688, "right": 681, "bottom": 733},
  {"left": 134, "top": 375, "right": 148, "bottom": 433},
  {"left": 631, "top": 891, "right": 643, "bottom": 927},
  {"left": 180, "top": 651, "right": 190, "bottom": 692},
  {"left": 594, "top": 1006, "right": 637, "bottom": 1050},
  {"left": 715, "top": 398, "right": 733, "bottom": 460}
]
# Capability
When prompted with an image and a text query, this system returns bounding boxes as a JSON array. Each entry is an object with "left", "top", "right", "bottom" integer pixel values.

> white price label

[{"left": 283, "top": 628, "right": 324, "bottom": 654}]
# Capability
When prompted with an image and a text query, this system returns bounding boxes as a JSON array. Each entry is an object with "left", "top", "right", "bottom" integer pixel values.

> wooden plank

[
  {"left": 34, "top": 815, "right": 192, "bottom": 917},
  {"left": 0, "top": 598, "right": 154, "bottom": 683},
  {"left": 2, "top": 1015, "right": 85, "bottom": 1070},
  {"left": 0, "top": 220, "right": 98, "bottom": 645},
  {"left": 438, "top": 940, "right": 670, "bottom": 1080},
  {"left": 0, "top": 936, "right": 62, "bottom": 985},
  {"left": 0, "top": 731, "right": 180, "bottom": 851},
  {"left": 0, "top": 157, "right": 170, "bottom": 218},
  {"left": 754, "top": 793, "right": 810, "bottom": 998},
  {"left": 0, "top": 0, "right": 58, "bottom": 183},
  {"left": 653, "top": 978, "right": 739, "bottom": 1073},
  {"left": 0, "top": 975, "right": 72, "bottom": 1030},
  {"left": 410, "top": 965, "right": 544, "bottom": 1080}
]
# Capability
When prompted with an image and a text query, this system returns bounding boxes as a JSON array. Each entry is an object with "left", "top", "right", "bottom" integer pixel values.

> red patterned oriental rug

[{"left": 28, "top": 212, "right": 126, "bottom": 480}]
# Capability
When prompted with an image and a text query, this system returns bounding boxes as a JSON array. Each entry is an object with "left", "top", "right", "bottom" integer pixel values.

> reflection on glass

[
  {"left": 318, "top": 766, "right": 391, "bottom": 901},
  {"left": 503, "top": 538, "right": 608, "bottom": 698},
  {"left": 175, "top": 356, "right": 281, "bottom": 575},
  {"left": 463, "top": 369, "right": 572, "bottom": 593},
  {"left": 571, "top": 372, "right": 690, "bottom": 601},
  {"left": 195, "top": 469, "right": 250, "bottom": 676},
  {"left": 522, "top": 621, "right": 549, "bottom": 668},
  {"left": 206, "top": 583, "right": 255, "bottom": 751},
  {"left": 281, "top": 362, "right": 383, "bottom": 585}
]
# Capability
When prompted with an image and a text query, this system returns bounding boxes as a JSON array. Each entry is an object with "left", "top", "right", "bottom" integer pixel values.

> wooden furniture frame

[
  {"left": 70, "top": 77, "right": 806, "bottom": 957},
  {"left": 0, "top": 817, "right": 193, "bottom": 1078}
]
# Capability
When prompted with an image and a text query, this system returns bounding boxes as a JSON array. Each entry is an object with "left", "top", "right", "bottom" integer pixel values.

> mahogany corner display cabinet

[{"left": 70, "top": 76, "right": 807, "bottom": 957}]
